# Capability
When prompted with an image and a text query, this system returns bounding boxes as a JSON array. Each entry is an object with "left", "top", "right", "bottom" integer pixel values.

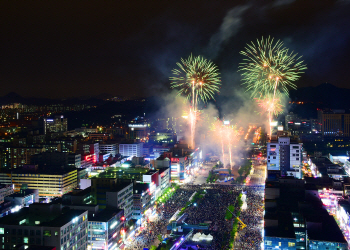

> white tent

[
  {"left": 192, "top": 232, "right": 201, "bottom": 242},
  {"left": 206, "top": 234, "right": 213, "bottom": 241},
  {"left": 199, "top": 234, "right": 207, "bottom": 241}
]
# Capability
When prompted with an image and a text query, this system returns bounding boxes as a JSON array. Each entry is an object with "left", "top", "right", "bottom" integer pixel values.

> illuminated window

[{"left": 288, "top": 242, "right": 295, "bottom": 247}]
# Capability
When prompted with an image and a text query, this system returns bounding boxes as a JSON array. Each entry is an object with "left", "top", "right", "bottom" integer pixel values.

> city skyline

[{"left": 0, "top": 1, "right": 349, "bottom": 99}]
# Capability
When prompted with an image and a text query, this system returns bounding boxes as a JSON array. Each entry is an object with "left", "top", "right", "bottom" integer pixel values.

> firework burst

[
  {"left": 171, "top": 54, "right": 221, "bottom": 148},
  {"left": 239, "top": 37, "right": 306, "bottom": 138},
  {"left": 170, "top": 54, "right": 221, "bottom": 104},
  {"left": 239, "top": 36, "right": 307, "bottom": 98}
]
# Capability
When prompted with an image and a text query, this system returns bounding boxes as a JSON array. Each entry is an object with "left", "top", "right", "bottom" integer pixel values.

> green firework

[
  {"left": 170, "top": 54, "right": 221, "bottom": 103},
  {"left": 239, "top": 36, "right": 307, "bottom": 98}
]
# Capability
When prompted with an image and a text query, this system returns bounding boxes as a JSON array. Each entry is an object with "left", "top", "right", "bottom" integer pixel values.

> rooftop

[
  {"left": 0, "top": 204, "right": 86, "bottom": 227},
  {"left": 91, "top": 208, "right": 123, "bottom": 222}
]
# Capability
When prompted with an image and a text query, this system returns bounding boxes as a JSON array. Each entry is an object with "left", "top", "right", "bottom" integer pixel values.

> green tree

[{"left": 157, "top": 234, "right": 163, "bottom": 242}]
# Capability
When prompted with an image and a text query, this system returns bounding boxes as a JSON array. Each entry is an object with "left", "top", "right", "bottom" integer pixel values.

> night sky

[{"left": 0, "top": 0, "right": 349, "bottom": 99}]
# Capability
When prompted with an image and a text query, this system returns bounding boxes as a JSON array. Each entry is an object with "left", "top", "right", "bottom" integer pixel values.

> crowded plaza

[{"left": 125, "top": 183, "right": 264, "bottom": 250}]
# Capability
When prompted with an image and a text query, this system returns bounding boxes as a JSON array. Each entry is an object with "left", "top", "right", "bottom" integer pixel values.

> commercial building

[
  {"left": 88, "top": 208, "right": 125, "bottom": 250},
  {"left": 158, "top": 167, "right": 171, "bottom": 193},
  {"left": 133, "top": 183, "right": 152, "bottom": 222},
  {"left": 0, "top": 166, "right": 77, "bottom": 198},
  {"left": 119, "top": 143, "right": 143, "bottom": 157},
  {"left": 0, "top": 203, "right": 88, "bottom": 250},
  {"left": 91, "top": 178, "right": 134, "bottom": 220},
  {"left": 267, "top": 137, "right": 302, "bottom": 177},
  {"left": 43, "top": 116, "right": 68, "bottom": 134}
]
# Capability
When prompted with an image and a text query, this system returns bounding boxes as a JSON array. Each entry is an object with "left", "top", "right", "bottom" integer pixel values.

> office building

[
  {"left": 0, "top": 166, "right": 77, "bottom": 198},
  {"left": 0, "top": 203, "right": 88, "bottom": 250},
  {"left": 318, "top": 109, "right": 350, "bottom": 137},
  {"left": 119, "top": 143, "right": 143, "bottom": 157},
  {"left": 267, "top": 137, "right": 302, "bottom": 177},
  {"left": 43, "top": 116, "right": 68, "bottom": 134}
]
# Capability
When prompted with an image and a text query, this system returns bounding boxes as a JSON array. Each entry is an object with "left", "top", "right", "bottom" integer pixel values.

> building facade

[
  {"left": 0, "top": 168, "right": 77, "bottom": 198},
  {"left": 119, "top": 143, "right": 143, "bottom": 157},
  {"left": 267, "top": 137, "right": 302, "bottom": 177},
  {"left": 88, "top": 209, "right": 125, "bottom": 250}
]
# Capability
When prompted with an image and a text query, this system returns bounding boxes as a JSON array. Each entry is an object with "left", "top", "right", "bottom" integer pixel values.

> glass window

[
  {"left": 23, "top": 237, "right": 28, "bottom": 243},
  {"left": 0, "top": 228, "right": 3, "bottom": 234},
  {"left": 11, "top": 229, "right": 16, "bottom": 235},
  {"left": 288, "top": 242, "right": 295, "bottom": 247},
  {"left": 30, "top": 230, "right": 34, "bottom": 236},
  {"left": 36, "top": 230, "right": 40, "bottom": 236},
  {"left": 24, "top": 230, "right": 28, "bottom": 236}
]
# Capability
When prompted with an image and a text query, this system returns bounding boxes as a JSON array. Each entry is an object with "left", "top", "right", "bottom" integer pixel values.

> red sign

[{"left": 171, "top": 158, "right": 179, "bottom": 163}]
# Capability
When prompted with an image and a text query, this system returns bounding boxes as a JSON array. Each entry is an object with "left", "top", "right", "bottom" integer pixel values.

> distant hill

[{"left": 289, "top": 83, "right": 350, "bottom": 109}]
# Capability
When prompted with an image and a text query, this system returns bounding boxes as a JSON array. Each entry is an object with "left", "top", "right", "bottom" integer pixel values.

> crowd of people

[
  {"left": 125, "top": 184, "right": 197, "bottom": 249},
  {"left": 235, "top": 186, "right": 264, "bottom": 250},
  {"left": 126, "top": 183, "right": 264, "bottom": 250}
]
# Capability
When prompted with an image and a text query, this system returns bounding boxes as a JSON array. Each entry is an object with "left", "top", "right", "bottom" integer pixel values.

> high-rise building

[{"left": 267, "top": 137, "right": 302, "bottom": 177}]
